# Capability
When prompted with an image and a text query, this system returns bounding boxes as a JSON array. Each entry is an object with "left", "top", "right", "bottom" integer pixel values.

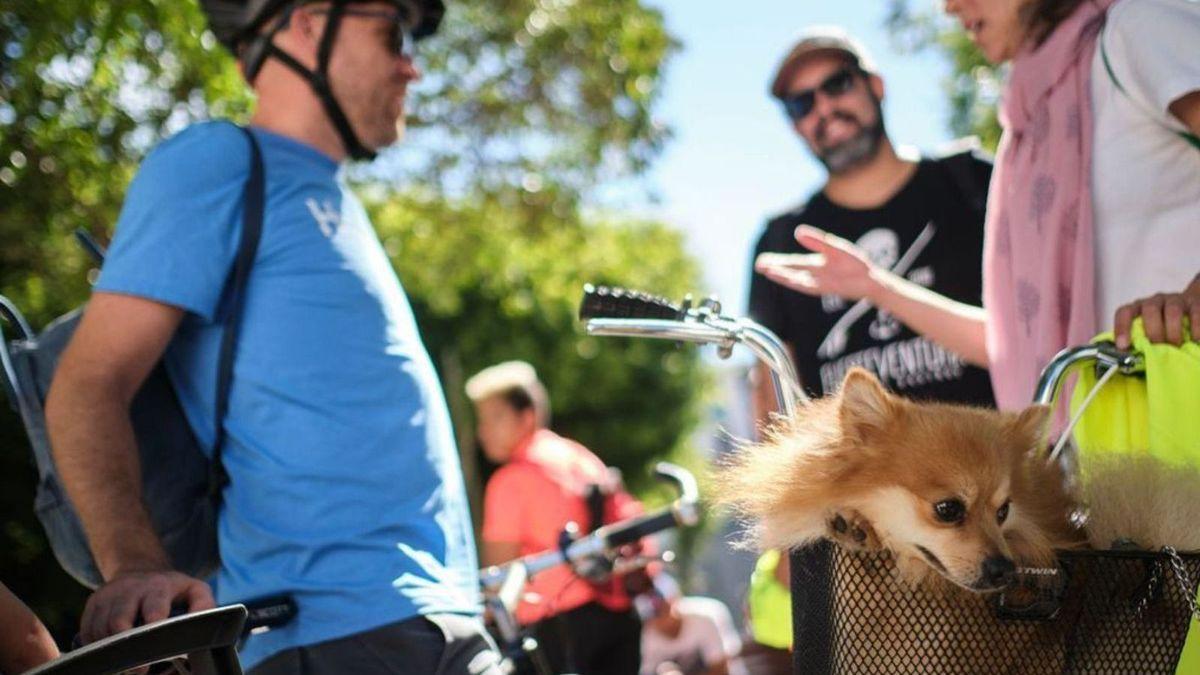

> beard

[{"left": 814, "top": 99, "right": 886, "bottom": 174}]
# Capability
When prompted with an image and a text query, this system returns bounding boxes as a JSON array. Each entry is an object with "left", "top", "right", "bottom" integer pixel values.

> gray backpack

[{"left": 0, "top": 124, "right": 264, "bottom": 588}]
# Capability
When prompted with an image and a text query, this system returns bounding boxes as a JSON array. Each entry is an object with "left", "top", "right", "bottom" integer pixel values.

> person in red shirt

[{"left": 467, "top": 361, "right": 644, "bottom": 675}]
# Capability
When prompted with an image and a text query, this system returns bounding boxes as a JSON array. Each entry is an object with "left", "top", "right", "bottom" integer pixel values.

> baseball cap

[{"left": 770, "top": 26, "right": 878, "bottom": 99}]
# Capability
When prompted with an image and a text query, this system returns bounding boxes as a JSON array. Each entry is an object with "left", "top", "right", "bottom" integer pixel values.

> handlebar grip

[
  {"left": 242, "top": 595, "right": 298, "bottom": 634},
  {"left": 579, "top": 284, "right": 682, "bottom": 321},
  {"left": 602, "top": 509, "right": 680, "bottom": 548}
]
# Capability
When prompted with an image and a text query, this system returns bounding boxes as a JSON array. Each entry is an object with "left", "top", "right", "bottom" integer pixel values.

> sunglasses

[
  {"left": 779, "top": 67, "right": 860, "bottom": 121},
  {"left": 306, "top": 6, "right": 416, "bottom": 57}
]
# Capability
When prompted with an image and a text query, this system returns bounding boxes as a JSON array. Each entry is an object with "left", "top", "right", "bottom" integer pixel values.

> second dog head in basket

[{"left": 716, "top": 368, "right": 1085, "bottom": 592}]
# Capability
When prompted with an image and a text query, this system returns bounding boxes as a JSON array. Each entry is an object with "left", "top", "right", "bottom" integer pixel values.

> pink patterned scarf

[{"left": 983, "top": 0, "right": 1116, "bottom": 410}]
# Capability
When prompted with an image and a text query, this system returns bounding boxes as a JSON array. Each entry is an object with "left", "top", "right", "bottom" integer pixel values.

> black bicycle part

[
  {"left": 578, "top": 284, "right": 683, "bottom": 321},
  {"left": 601, "top": 510, "right": 680, "bottom": 549}
]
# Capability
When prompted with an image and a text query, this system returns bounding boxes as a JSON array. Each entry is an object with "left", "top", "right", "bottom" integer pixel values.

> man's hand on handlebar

[{"left": 80, "top": 569, "right": 215, "bottom": 644}]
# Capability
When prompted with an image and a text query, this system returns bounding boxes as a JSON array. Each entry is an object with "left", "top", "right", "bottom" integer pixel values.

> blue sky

[{"left": 630, "top": 0, "right": 956, "bottom": 314}]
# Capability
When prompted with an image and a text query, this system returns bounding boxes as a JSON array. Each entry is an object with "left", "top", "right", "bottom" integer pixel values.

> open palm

[{"left": 755, "top": 225, "right": 878, "bottom": 302}]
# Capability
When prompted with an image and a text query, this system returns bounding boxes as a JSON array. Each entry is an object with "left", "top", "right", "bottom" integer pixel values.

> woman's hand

[
  {"left": 1113, "top": 274, "right": 1200, "bottom": 349},
  {"left": 753, "top": 226, "right": 881, "bottom": 302}
]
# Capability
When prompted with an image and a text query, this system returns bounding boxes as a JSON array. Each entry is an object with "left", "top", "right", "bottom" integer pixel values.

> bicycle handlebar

[
  {"left": 579, "top": 285, "right": 684, "bottom": 322},
  {"left": 579, "top": 284, "right": 806, "bottom": 417},
  {"left": 602, "top": 510, "right": 681, "bottom": 548},
  {"left": 479, "top": 462, "right": 699, "bottom": 593}
]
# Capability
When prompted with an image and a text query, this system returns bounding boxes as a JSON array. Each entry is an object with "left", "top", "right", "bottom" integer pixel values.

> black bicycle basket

[{"left": 791, "top": 542, "right": 1200, "bottom": 674}]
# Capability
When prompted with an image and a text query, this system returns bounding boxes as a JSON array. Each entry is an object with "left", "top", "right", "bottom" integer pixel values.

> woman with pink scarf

[{"left": 756, "top": 0, "right": 1200, "bottom": 411}]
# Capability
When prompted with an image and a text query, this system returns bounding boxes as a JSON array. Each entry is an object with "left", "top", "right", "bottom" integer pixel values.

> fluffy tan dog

[
  {"left": 716, "top": 367, "right": 1086, "bottom": 592},
  {"left": 716, "top": 368, "right": 1200, "bottom": 673}
]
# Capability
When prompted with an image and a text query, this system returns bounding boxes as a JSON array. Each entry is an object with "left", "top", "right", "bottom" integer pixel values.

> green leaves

[
  {"left": 1, "top": 0, "right": 251, "bottom": 325},
  {"left": 393, "top": 0, "right": 679, "bottom": 199},
  {"left": 885, "top": 0, "right": 1003, "bottom": 152},
  {"left": 370, "top": 191, "right": 706, "bottom": 487}
]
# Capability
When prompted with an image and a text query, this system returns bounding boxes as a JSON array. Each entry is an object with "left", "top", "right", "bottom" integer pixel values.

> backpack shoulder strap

[{"left": 209, "top": 125, "right": 266, "bottom": 501}]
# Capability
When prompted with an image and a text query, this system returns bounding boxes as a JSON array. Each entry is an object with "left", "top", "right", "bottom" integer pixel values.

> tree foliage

[
  {"left": 371, "top": 192, "right": 704, "bottom": 487},
  {"left": 385, "top": 0, "right": 679, "bottom": 201},
  {"left": 0, "top": 1, "right": 251, "bottom": 326},
  {"left": 1, "top": 0, "right": 696, "bottom": 642},
  {"left": 885, "top": 0, "right": 1004, "bottom": 151}
]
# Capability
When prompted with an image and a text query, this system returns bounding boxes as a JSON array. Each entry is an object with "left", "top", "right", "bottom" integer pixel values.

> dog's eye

[
  {"left": 933, "top": 499, "right": 966, "bottom": 524},
  {"left": 997, "top": 500, "right": 1011, "bottom": 524}
]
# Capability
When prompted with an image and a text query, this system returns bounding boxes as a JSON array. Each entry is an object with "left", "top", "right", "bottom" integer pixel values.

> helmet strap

[{"left": 244, "top": 0, "right": 378, "bottom": 161}]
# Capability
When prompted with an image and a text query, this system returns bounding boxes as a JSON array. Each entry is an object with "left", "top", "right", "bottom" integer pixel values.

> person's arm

[
  {"left": 44, "top": 292, "right": 214, "bottom": 644},
  {"left": 0, "top": 582, "right": 59, "bottom": 673},
  {"left": 1169, "top": 90, "right": 1200, "bottom": 135},
  {"left": 755, "top": 226, "right": 989, "bottom": 367}
]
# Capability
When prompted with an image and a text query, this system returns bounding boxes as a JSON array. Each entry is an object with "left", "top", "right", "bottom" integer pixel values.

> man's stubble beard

[{"left": 816, "top": 97, "right": 887, "bottom": 175}]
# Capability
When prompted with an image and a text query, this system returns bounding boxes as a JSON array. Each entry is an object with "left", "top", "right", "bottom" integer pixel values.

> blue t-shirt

[{"left": 96, "top": 122, "right": 480, "bottom": 668}]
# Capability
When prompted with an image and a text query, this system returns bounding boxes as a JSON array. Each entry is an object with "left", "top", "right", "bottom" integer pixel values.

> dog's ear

[
  {"left": 838, "top": 368, "right": 897, "bottom": 440},
  {"left": 1009, "top": 404, "right": 1051, "bottom": 451}
]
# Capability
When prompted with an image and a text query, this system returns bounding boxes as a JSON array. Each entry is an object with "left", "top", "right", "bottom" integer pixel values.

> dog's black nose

[{"left": 981, "top": 556, "right": 1016, "bottom": 588}]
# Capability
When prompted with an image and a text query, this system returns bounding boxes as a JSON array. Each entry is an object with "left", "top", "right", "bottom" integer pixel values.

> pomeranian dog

[
  {"left": 716, "top": 367, "right": 1087, "bottom": 592},
  {"left": 718, "top": 367, "right": 1200, "bottom": 673}
]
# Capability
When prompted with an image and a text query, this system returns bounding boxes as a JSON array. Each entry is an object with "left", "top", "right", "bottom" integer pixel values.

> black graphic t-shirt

[{"left": 749, "top": 151, "right": 996, "bottom": 405}]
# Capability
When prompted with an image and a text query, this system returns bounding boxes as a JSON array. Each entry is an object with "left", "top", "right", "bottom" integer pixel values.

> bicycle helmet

[{"left": 200, "top": 0, "right": 445, "bottom": 160}]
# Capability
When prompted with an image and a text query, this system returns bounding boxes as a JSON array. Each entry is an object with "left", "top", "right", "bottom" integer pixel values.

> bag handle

[{"left": 209, "top": 126, "right": 266, "bottom": 502}]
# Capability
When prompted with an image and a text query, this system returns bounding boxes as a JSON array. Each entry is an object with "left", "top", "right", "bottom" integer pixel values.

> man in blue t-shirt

[{"left": 43, "top": 1, "right": 501, "bottom": 672}]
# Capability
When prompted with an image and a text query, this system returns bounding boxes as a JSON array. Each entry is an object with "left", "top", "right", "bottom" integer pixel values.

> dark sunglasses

[
  {"left": 779, "top": 67, "right": 861, "bottom": 121},
  {"left": 307, "top": 6, "right": 415, "bottom": 57}
]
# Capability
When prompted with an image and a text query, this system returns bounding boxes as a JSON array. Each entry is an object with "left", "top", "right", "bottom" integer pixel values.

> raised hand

[{"left": 754, "top": 225, "right": 880, "bottom": 302}]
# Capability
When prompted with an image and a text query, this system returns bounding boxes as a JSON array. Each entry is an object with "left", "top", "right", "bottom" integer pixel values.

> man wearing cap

[
  {"left": 748, "top": 26, "right": 995, "bottom": 411},
  {"left": 44, "top": 1, "right": 502, "bottom": 672},
  {"left": 467, "top": 361, "right": 645, "bottom": 675}
]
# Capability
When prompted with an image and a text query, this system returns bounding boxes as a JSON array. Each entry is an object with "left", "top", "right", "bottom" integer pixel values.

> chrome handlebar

[{"left": 580, "top": 286, "right": 806, "bottom": 417}]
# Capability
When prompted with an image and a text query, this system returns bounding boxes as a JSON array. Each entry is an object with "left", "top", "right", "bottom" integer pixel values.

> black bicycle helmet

[{"left": 200, "top": 0, "right": 445, "bottom": 161}]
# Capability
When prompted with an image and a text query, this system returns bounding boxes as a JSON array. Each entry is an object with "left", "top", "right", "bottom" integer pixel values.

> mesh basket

[{"left": 790, "top": 543, "right": 1200, "bottom": 674}]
